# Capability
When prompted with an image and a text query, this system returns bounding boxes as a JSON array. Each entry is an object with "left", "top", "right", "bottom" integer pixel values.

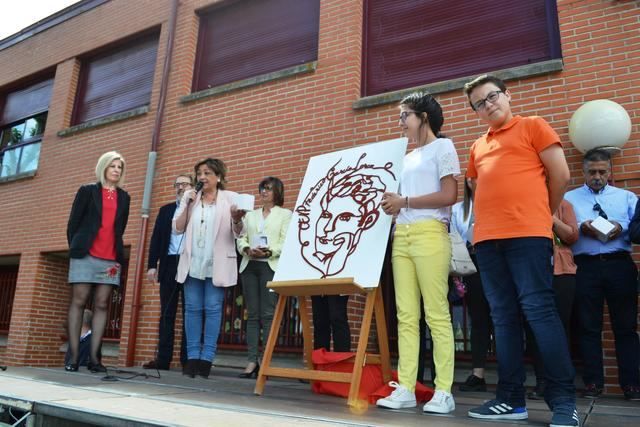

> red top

[{"left": 89, "top": 188, "right": 117, "bottom": 261}]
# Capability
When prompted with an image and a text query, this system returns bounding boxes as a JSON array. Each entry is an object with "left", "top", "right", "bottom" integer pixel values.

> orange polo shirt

[{"left": 467, "top": 115, "right": 560, "bottom": 244}]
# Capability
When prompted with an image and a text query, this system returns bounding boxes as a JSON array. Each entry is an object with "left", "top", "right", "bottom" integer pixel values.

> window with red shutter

[
  {"left": 193, "top": 0, "right": 320, "bottom": 92},
  {"left": 73, "top": 33, "right": 159, "bottom": 124},
  {"left": 362, "top": 0, "right": 562, "bottom": 97}
]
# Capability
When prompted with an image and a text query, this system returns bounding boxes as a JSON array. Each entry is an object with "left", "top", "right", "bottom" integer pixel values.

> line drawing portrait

[{"left": 295, "top": 153, "right": 397, "bottom": 278}]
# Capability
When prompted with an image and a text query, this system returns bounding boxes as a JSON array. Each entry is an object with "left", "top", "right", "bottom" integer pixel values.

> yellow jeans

[{"left": 392, "top": 219, "right": 454, "bottom": 392}]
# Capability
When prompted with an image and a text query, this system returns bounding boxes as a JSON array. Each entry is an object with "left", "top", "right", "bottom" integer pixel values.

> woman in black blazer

[{"left": 65, "top": 151, "right": 130, "bottom": 373}]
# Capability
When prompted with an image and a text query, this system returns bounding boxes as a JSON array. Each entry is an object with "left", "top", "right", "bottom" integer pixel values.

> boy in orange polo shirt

[{"left": 463, "top": 75, "right": 578, "bottom": 427}]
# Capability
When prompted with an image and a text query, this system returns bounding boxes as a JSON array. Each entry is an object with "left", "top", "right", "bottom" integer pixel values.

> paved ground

[{"left": 0, "top": 353, "right": 638, "bottom": 426}]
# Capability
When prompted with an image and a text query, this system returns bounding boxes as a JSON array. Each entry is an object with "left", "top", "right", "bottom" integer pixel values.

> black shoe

[
  {"left": 198, "top": 360, "right": 212, "bottom": 379},
  {"left": 623, "top": 385, "right": 640, "bottom": 401},
  {"left": 238, "top": 363, "right": 259, "bottom": 379},
  {"left": 183, "top": 359, "right": 198, "bottom": 378},
  {"left": 582, "top": 383, "right": 603, "bottom": 398},
  {"left": 143, "top": 360, "right": 169, "bottom": 370},
  {"left": 459, "top": 374, "right": 487, "bottom": 392},
  {"left": 64, "top": 363, "right": 79, "bottom": 372},
  {"left": 87, "top": 361, "right": 107, "bottom": 373}
]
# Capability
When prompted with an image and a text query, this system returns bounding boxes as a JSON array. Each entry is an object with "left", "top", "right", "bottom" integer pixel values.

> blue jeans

[
  {"left": 475, "top": 237, "right": 575, "bottom": 409},
  {"left": 183, "top": 275, "right": 224, "bottom": 362}
]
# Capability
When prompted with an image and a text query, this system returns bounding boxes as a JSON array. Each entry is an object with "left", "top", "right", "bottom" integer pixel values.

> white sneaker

[
  {"left": 376, "top": 381, "right": 417, "bottom": 409},
  {"left": 423, "top": 390, "right": 455, "bottom": 414}
]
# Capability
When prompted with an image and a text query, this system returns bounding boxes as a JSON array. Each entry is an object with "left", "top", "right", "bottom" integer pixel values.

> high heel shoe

[
  {"left": 87, "top": 361, "right": 107, "bottom": 373},
  {"left": 65, "top": 363, "right": 79, "bottom": 372},
  {"left": 238, "top": 363, "right": 259, "bottom": 379}
]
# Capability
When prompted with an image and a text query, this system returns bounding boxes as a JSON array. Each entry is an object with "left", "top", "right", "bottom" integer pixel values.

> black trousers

[
  {"left": 157, "top": 255, "right": 187, "bottom": 367},
  {"left": 575, "top": 254, "right": 639, "bottom": 389},
  {"left": 465, "top": 270, "right": 492, "bottom": 369},
  {"left": 525, "top": 274, "right": 576, "bottom": 382},
  {"left": 311, "top": 295, "right": 351, "bottom": 352}
]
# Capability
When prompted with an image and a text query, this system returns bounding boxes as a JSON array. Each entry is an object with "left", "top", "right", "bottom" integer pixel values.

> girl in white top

[{"left": 377, "top": 92, "right": 460, "bottom": 413}]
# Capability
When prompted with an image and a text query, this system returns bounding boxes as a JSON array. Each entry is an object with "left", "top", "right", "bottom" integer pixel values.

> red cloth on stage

[
  {"left": 89, "top": 188, "right": 117, "bottom": 261},
  {"left": 309, "top": 348, "right": 435, "bottom": 404},
  {"left": 311, "top": 348, "right": 385, "bottom": 401}
]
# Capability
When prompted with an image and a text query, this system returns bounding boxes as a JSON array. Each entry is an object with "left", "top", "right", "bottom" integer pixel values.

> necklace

[
  {"left": 197, "top": 198, "right": 211, "bottom": 249},
  {"left": 105, "top": 187, "right": 116, "bottom": 200}
]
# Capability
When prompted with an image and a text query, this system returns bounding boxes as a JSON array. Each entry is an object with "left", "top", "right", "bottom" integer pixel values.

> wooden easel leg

[
  {"left": 374, "top": 285, "right": 392, "bottom": 382},
  {"left": 255, "top": 294, "right": 287, "bottom": 395},
  {"left": 347, "top": 288, "right": 377, "bottom": 407},
  {"left": 298, "top": 296, "right": 314, "bottom": 370}
]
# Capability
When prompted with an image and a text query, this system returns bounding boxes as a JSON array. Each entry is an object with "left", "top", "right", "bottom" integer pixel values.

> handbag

[{"left": 449, "top": 230, "right": 477, "bottom": 276}]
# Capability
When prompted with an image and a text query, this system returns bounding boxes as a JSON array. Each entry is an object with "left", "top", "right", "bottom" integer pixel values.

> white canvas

[{"left": 274, "top": 138, "right": 408, "bottom": 288}]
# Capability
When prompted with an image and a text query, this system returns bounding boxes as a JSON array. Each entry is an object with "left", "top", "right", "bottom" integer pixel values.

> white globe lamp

[{"left": 568, "top": 99, "right": 631, "bottom": 154}]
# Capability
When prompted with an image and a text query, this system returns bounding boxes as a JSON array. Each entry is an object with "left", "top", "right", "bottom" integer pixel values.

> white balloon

[{"left": 569, "top": 99, "right": 631, "bottom": 153}]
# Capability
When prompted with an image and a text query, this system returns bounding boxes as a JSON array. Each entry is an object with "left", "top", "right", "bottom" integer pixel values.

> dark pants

[
  {"left": 64, "top": 332, "right": 94, "bottom": 366},
  {"left": 465, "top": 267, "right": 492, "bottom": 369},
  {"left": 526, "top": 274, "right": 576, "bottom": 383},
  {"left": 311, "top": 295, "right": 351, "bottom": 352},
  {"left": 574, "top": 253, "right": 639, "bottom": 389},
  {"left": 476, "top": 237, "right": 575, "bottom": 408},
  {"left": 241, "top": 261, "right": 277, "bottom": 363},
  {"left": 157, "top": 255, "right": 187, "bottom": 367}
]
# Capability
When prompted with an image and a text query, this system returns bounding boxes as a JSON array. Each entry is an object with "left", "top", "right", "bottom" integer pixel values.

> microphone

[{"left": 187, "top": 181, "right": 204, "bottom": 205}]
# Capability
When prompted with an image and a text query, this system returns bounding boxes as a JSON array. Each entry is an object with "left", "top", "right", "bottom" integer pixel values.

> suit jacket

[
  {"left": 147, "top": 202, "right": 178, "bottom": 281},
  {"left": 67, "top": 182, "right": 130, "bottom": 265},
  {"left": 173, "top": 189, "right": 245, "bottom": 285},
  {"left": 236, "top": 205, "right": 292, "bottom": 273}
]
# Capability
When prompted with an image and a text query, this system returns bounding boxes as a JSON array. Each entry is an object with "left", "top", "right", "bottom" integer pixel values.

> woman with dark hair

[
  {"left": 452, "top": 177, "right": 492, "bottom": 392},
  {"left": 173, "top": 158, "right": 246, "bottom": 379},
  {"left": 378, "top": 92, "right": 460, "bottom": 413},
  {"left": 66, "top": 151, "right": 130, "bottom": 373},
  {"left": 236, "top": 177, "right": 292, "bottom": 378}
]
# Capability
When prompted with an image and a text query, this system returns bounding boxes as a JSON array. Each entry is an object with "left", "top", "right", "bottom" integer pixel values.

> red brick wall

[
  {"left": 0, "top": 0, "right": 637, "bottom": 394},
  {"left": 5, "top": 254, "right": 68, "bottom": 366}
]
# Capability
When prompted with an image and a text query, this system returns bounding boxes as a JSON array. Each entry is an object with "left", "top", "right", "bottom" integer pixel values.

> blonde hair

[{"left": 95, "top": 151, "right": 126, "bottom": 187}]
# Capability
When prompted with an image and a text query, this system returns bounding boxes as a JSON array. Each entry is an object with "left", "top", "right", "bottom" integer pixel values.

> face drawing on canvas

[{"left": 295, "top": 153, "right": 396, "bottom": 278}]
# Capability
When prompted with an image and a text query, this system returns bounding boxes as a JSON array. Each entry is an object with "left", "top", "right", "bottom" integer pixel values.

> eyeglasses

[
  {"left": 593, "top": 203, "right": 608, "bottom": 220},
  {"left": 399, "top": 111, "right": 417, "bottom": 123},
  {"left": 260, "top": 185, "right": 273, "bottom": 192},
  {"left": 472, "top": 90, "right": 504, "bottom": 111},
  {"left": 174, "top": 182, "right": 192, "bottom": 189}
]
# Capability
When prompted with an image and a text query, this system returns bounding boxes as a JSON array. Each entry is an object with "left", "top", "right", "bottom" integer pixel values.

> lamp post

[{"left": 569, "top": 99, "right": 632, "bottom": 183}]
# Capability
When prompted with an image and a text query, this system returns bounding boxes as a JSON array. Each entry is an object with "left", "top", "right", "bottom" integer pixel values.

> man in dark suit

[{"left": 143, "top": 174, "right": 193, "bottom": 370}]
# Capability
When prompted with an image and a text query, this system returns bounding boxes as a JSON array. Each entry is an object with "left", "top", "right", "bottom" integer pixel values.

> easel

[{"left": 254, "top": 277, "right": 391, "bottom": 407}]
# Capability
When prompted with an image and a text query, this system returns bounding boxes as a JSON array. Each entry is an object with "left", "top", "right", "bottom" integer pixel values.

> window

[
  {"left": 0, "top": 78, "right": 53, "bottom": 178},
  {"left": 193, "top": 0, "right": 320, "bottom": 92},
  {"left": 362, "top": 0, "right": 562, "bottom": 97},
  {"left": 73, "top": 33, "right": 159, "bottom": 124},
  {"left": 0, "top": 266, "right": 18, "bottom": 335}
]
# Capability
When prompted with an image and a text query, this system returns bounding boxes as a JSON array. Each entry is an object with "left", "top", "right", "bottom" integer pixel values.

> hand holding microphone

[{"left": 185, "top": 181, "right": 204, "bottom": 204}]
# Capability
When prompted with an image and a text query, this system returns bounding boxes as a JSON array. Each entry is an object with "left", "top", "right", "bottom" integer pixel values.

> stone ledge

[
  {"left": 57, "top": 105, "right": 150, "bottom": 137},
  {"left": 58, "top": 340, "right": 119, "bottom": 358},
  {"left": 181, "top": 61, "right": 318, "bottom": 104},
  {"left": 353, "top": 59, "right": 564, "bottom": 110},
  {"left": 0, "top": 169, "right": 37, "bottom": 184}
]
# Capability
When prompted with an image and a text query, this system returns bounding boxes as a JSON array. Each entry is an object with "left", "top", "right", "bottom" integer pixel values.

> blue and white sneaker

[
  {"left": 468, "top": 399, "right": 528, "bottom": 420},
  {"left": 550, "top": 405, "right": 580, "bottom": 427}
]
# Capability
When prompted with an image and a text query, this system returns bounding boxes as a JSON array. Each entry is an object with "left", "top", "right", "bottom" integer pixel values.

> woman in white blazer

[
  {"left": 173, "top": 158, "right": 246, "bottom": 379},
  {"left": 236, "top": 177, "right": 292, "bottom": 378}
]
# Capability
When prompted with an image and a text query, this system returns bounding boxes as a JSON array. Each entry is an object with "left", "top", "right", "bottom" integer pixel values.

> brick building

[{"left": 0, "top": 0, "right": 637, "bottom": 395}]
